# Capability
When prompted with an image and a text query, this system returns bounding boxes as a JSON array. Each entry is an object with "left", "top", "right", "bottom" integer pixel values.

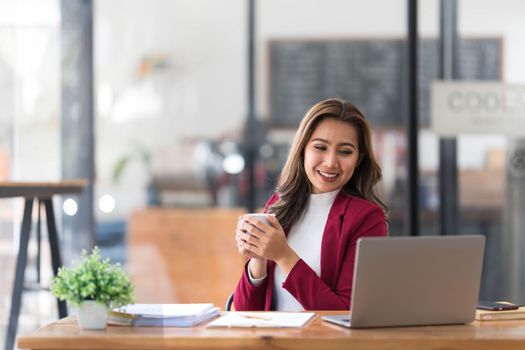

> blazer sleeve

[
  {"left": 232, "top": 193, "right": 279, "bottom": 311},
  {"left": 282, "top": 204, "right": 387, "bottom": 310},
  {"left": 233, "top": 261, "right": 268, "bottom": 311}
]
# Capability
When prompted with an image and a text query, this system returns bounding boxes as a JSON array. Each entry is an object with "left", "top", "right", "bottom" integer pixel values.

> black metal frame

[
  {"left": 407, "top": 0, "right": 420, "bottom": 236},
  {"left": 4, "top": 197, "right": 67, "bottom": 350},
  {"left": 244, "top": 0, "right": 257, "bottom": 212}
]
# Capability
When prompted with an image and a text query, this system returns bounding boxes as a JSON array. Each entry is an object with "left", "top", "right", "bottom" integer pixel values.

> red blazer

[{"left": 233, "top": 190, "right": 387, "bottom": 311}]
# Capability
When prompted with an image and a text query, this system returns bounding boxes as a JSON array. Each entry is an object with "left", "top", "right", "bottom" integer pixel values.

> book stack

[
  {"left": 476, "top": 307, "right": 525, "bottom": 321},
  {"left": 108, "top": 303, "right": 220, "bottom": 327}
]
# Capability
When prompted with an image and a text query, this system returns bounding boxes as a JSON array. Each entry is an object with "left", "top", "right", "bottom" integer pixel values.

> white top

[{"left": 248, "top": 189, "right": 339, "bottom": 311}]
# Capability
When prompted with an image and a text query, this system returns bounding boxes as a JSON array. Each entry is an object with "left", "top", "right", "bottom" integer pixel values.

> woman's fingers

[
  {"left": 242, "top": 216, "right": 272, "bottom": 233},
  {"left": 236, "top": 216, "right": 245, "bottom": 230},
  {"left": 236, "top": 239, "right": 253, "bottom": 256},
  {"left": 237, "top": 214, "right": 289, "bottom": 261},
  {"left": 241, "top": 222, "right": 266, "bottom": 241},
  {"left": 236, "top": 217, "right": 268, "bottom": 259},
  {"left": 236, "top": 228, "right": 260, "bottom": 250},
  {"left": 242, "top": 215, "right": 283, "bottom": 239},
  {"left": 266, "top": 214, "right": 282, "bottom": 229}
]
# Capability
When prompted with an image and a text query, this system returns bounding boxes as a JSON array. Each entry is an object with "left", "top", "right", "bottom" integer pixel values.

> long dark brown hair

[{"left": 269, "top": 98, "right": 387, "bottom": 229}]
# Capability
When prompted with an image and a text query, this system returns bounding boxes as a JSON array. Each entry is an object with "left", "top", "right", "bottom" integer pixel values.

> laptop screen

[{"left": 347, "top": 235, "right": 485, "bottom": 328}]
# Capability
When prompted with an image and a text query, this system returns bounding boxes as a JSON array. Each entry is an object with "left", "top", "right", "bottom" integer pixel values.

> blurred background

[{"left": 0, "top": 0, "right": 524, "bottom": 347}]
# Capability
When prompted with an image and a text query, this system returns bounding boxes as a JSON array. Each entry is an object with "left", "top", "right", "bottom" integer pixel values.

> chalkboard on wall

[{"left": 269, "top": 38, "right": 501, "bottom": 128}]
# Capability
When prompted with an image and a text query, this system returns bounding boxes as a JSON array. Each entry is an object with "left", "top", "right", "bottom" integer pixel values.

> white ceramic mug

[{"left": 245, "top": 213, "right": 275, "bottom": 225}]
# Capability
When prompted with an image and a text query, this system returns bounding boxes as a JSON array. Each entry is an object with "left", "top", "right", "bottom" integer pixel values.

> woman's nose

[{"left": 323, "top": 151, "right": 338, "bottom": 167}]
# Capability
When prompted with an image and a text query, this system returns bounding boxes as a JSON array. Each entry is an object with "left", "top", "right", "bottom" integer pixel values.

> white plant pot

[{"left": 76, "top": 301, "right": 107, "bottom": 330}]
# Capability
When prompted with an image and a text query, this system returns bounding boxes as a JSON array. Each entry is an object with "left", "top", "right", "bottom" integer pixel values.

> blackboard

[{"left": 269, "top": 38, "right": 501, "bottom": 128}]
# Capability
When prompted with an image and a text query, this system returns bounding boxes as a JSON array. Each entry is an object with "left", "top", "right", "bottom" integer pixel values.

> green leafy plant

[
  {"left": 51, "top": 247, "right": 134, "bottom": 308},
  {"left": 112, "top": 141, "right": 161, "bottom": 206},
  {"left": 112, "top": 142, "right": 151, "bottom": 184}
]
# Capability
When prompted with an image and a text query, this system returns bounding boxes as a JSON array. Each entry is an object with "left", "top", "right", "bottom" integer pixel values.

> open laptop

[{"left": 322, "top": 235, "right": 485, "bottom": 328}]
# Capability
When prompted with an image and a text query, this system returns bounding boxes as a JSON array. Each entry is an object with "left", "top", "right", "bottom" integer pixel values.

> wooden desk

[
  {"left": 1, "top": 180, "right": 87, "bottom": 350},
  {"left": 17, "top": 312, "right": 525, "bottom": 350}
]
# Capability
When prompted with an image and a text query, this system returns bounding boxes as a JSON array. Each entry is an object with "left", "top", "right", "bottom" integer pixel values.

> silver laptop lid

[{"left": 349, "top": 235, "right": 485, "bottom": 328}]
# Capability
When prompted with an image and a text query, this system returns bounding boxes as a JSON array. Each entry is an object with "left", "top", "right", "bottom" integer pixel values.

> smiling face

[{"left": 303, "top": 118, "right": 360, "bottom": 194}]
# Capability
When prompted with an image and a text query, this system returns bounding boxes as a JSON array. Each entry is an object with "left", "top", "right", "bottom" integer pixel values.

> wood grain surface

[{"left": 17, "top": 312, "right": 525, "bottom": 350}]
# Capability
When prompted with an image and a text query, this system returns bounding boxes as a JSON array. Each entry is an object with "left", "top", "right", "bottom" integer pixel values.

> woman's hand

[
  {"left": 235, "top": 216, "right": 267, "bottom": 279},
  {"left": 237, "top": 214, "right": 300, "bottom": 275},
  {"left": 235, "top": 216, "right": 264, "bottom": 259}
]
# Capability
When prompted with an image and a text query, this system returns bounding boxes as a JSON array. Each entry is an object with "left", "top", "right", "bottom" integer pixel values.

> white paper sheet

[{"left": 207, "top": 312, "right": 315, "bottom": 328}]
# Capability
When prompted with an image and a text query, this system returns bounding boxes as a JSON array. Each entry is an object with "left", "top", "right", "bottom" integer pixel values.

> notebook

[
  {"left": 476, "top": 307, "right": 525, "bottom": 321},
  {"left": 109, "top": 303, "right": 220, "bottom": 327},
  {"left": 322, "top": 235, "right": 485, "bottom": 328}
]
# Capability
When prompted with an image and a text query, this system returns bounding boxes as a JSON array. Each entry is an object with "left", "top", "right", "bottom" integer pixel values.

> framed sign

[{"left": 432, "top": 81, "right": 525, "bottom": 136}]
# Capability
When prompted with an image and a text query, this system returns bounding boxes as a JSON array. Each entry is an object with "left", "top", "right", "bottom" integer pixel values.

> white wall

[
  {"left": 460, "top": 0, "right": 525, "bottom": 82},
  {"left": 95, "top": 0, "right": 246, "bottom": 216},
  {"left": 0, "top": 0, "right": 60, "bottom": 181}
]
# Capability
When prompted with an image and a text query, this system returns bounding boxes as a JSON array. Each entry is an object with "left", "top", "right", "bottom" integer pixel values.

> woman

[{"left": 234, "top": 98, "right": 388, "bottom": 311}]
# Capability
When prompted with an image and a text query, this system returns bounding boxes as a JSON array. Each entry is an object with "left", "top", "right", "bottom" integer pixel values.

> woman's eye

[
  {"left": 314, "top": 144, "right": 327, "bottom": 151},
  {"left": 339, "top": 149, "right": 353, "bottom": 155}
]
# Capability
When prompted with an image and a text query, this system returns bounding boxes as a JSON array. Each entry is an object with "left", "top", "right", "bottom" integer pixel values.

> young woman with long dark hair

[{"left": 234, "top": 98, "right": 388, "bottom": 311}]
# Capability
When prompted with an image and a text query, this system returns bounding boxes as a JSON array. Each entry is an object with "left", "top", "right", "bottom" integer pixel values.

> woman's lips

[{"left": 317, "top": 170, "right": 339, "bottom": 182}]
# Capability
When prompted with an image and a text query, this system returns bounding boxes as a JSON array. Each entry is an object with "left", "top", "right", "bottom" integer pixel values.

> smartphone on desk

[{"left": 477, "top": 301, "right": 519, "bottom": 311}]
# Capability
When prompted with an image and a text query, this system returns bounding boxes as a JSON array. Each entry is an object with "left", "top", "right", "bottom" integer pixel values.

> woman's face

[{"left": 303, "top": 118, "right": 360, "bottom": 194}]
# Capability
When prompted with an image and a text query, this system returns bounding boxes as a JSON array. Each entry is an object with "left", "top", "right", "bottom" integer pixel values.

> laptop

[{"left": 322, "top": 235, "right": 485, "bottom": 328}]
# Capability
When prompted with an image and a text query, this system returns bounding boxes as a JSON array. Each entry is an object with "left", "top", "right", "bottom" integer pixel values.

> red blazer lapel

[{"left": 320, "top": 191, "right": 351, "bottom": 288}]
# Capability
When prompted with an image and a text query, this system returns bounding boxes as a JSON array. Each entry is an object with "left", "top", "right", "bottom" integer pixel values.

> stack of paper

[
  {"left": 476, "top": 307, "right": 525, "bottom": 321},
  {"left": 108, "top": 303, "right": 220, "bottom": 327},
  {"left": 207, "top": 312, "right": 315, "bottom": 328}
]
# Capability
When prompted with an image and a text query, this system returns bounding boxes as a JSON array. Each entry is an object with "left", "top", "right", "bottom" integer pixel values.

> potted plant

[
  {"left": 51, "top": 247, "right": 134, "bottom": 330},
  {"left": 112, "top": 141, "right": 161, "bottom": 206}
]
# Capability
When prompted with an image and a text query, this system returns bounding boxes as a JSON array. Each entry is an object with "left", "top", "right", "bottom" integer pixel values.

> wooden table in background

[
  {"left": 128, "top": 208, "right": 246, "bottom": 308},
  {"left": 0, "top": 180, "right": 88, "bottom": 350},
  {"left": 17, "top": 312, "right": 525, "bottom": 350}
]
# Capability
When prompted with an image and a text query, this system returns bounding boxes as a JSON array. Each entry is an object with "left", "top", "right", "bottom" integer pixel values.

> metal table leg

[
  {"left": 4, "top": 199, "right": 33, "bottom": 350},
  {"left": 43, "top": 198, "right": 67, "bottom": 318},
  {"left": 36, "top": 199, "right": 41, "bottom": 284}
]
